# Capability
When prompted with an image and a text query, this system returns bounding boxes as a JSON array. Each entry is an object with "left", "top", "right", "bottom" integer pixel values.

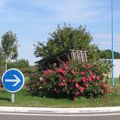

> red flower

[
  {"left": 79, "top": 87, "right": 84, "bottom": 93},
  {"left": 88, "top": 70, "right": 92, "bottom": 75},
  {"left": 86, "top": 64, "right": 91, "bottom": 68},
  {"left": 106, "top": 89, "right": 111, "bottom": 93},
  {"left": 61, "top": 82, "right": 64, "bottom": 86},
  {"left": 85, "top": 84, "right": 89, "bottom": 88},
  {"left": 82, "top": 77, "right": 87, "bottom": 82},
  {"left": 96, "top": 76, "right": 100, "bottom": 80},
  {"left": 82, "top": 64, "right": 86, "bottom": 68},
  {"left": 79, "top": 71, "right": 85, "bottom": 76},
  {"left": 69, "top": 79, "right": 74, "bottom": 83},
  {"left": 70, "top": 87, "right": 73, "bottom": 90},
  {"left": 56, "top": 68, "right": 65, "bottom": 75},
  {"left": 75, "top": 91, "right": 80, "bottom": 96},
  {"left": 88, "top": 76, "right": 93, "bottom": 82},
  {"left": 101, "top": 82, "right": 107, "bottom": 88},
  {"left": 71, "top": 70, "right": 76, "bottom": 75},
  {"left": 64, "top": 83, "right": 67, "bottom": 86},
  {"left": 43, "top": 69, "right": 53, "bottom": 74},
  {"left": 43, "top": 70, "right": 48, "bottom": 75},
  {"left": 48, "top": 69, "right": 53, "bottom": 73},
  {"left": 91, "top": 75, "right": 96, "bottom": 79},
  {"left": 95, "top": 83, "right": 98, "bottom": 86},
  {"left": 64, "top": 63, "right": 68, "bottom": 70},
  {"left": 75, "top": 83, "right": 79, "bottom": 88},
  {"left": 58, "top": 75, "right": 62, "bottom": 80},
  {"left": 64, "top": 78, "right": 67, "bottom": 80},
  {"left": 59, "top": 82, "right": 66, "bottom": 87}
]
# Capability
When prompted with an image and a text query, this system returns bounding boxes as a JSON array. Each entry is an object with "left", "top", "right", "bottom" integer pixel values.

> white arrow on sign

[{"left": 5, "top": 75, "right": 21, "bottom": 87}]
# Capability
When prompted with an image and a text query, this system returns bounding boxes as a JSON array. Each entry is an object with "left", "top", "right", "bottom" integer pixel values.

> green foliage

[
  {"left": 28, "top": 61, "right": 111, "bottom": 100},
  {"left": 0, "top": 46, "right": 5, "bottom": 66},
  {"left": 0, "top": 31, "right": 18, "bottom": 70},
  {"left": 1, "top": 31, "right": 18, "bottom": 60},
  {"left": 8, "top": 59, "right": 29, "bottom": 69},
  {"left": 0, "top": 58, "right": 4, "bottom": 66},
  {"left": 7, "top": 59, "right": 37, "bottom": 77},
  {"left": 99, "top": 49, "right": 120, "bottom": 59},
  {"left": 34, "top": 24, "right": 100, "bottom": 62},
  {"left": 27, "top": 72, "right": 45, "bottom": 96},
  {"left": 95, "top": 60, "right": 112, "bottom": 75}
]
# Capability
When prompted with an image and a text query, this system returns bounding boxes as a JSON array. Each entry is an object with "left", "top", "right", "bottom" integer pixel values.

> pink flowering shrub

[{"left": 28, "top": 61, "right": 111, "bottom": 100}]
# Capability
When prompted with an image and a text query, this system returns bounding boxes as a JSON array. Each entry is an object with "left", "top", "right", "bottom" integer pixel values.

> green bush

[
  {"left": 7, "top": 59, "right": 37, "bottom": 76},
  {"left": 27, "top": 72, "right": 47, "bottom": 96},
  {"left": 8, "top": 59, "right": 29, "bottom": 69},
  {"left": 28, "top": 61, "right": 111, "bottom": 100}
]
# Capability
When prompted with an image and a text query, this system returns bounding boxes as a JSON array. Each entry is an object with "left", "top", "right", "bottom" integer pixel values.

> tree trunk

[{"left": 5, "top": 60, "right": 7, "bottom": 71}]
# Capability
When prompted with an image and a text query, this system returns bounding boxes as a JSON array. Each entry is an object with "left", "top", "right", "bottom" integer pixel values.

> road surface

[{"left": 0, "top": 112, "right": 120, "bottom": 120}]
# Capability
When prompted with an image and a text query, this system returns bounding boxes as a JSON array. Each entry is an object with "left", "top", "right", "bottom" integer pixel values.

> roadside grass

[{"left": 0, "top": 78, "right": 120, "bottom": 107}]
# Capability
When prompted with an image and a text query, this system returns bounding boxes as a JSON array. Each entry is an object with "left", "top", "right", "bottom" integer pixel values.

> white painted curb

[{"left": 0, "top": 106, "right": 120, "bottom": 113}]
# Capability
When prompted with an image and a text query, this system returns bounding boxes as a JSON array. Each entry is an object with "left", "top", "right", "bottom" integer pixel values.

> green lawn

[
  {"left": 0, "top": 88, "right": 120, "bottom": 108},
  {"left": 0, "top": 78, "right": 120, "bottom": 107}
]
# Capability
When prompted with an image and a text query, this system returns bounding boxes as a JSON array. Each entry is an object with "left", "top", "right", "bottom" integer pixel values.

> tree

[
  {"left": 0, "top": 31, "right": 18, "bottom": 70},
  {"left": 0, "top": 47, "right": 4, "bottom": 66},
  {"left": 34, "top": 24, "right": 99, "bottom": 62},
  {"left": 99, "top": 49, "right": 120, "bottom": 59}
]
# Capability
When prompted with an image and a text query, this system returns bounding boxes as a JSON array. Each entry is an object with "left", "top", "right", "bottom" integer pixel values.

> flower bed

[{"left": 28, "top": 61, "right": 111, "bottom": 100}]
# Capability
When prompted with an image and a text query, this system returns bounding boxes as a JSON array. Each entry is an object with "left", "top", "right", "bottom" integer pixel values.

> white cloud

[
  {"left": 24, "top": 0, "right": 106, "bottom": 23},
  {"left": 93, "top": 34, "right": 120, "bottom": 40},
  {"left": 93, "top": 33, "right": 120, "bottom": 51},
  {"left": 0, "top": 0, "right": 116, "bottom": 24}
]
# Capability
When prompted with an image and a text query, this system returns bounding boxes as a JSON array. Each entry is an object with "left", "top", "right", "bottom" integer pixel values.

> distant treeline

[{"left": 99, "top": 49, "right": 120, "bottom": 59}]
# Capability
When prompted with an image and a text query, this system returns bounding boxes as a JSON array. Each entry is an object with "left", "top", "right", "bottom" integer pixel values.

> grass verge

[
  {"left": 0, "top": 78, "right": 120, "bottom": 107},
  {"left": 0, "top": 88, "right": 120, "bottom": 108}
]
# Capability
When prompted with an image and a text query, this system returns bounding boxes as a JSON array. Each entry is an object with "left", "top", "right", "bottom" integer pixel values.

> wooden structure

[
  {"left": 69, "top": 50, "right": 87, "bottom": 62},
  {"left": 36, "top": 50, "right": 87, "bottom": 70}
]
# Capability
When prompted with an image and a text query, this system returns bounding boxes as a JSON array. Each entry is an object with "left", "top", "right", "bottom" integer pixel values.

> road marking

[
  {"left": 5, "top": 75, "right": 21, "bottom": 87},
  {"left": 0, "top": 112, "right": 120, "bottom": 117}
]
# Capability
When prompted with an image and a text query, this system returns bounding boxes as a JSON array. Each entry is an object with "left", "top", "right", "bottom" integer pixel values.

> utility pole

[{"left": 111, "top": 0, "right": 115, "bottom": 87}]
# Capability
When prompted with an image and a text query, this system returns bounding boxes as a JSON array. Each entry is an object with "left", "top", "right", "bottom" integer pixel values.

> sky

[{"left": 0, "top": 0, "right": 120, "bottom": 65}]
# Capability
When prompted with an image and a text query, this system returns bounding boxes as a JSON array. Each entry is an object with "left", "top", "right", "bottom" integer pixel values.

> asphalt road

[{"left": 0, "top": 112, "right": 120, "bottom": 120}]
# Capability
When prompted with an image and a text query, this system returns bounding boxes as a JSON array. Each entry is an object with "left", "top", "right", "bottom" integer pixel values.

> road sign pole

[
  {"left": 11, "top": 94, "right": 15, "bottom": 103},
  {"left": 2, "top": 69, "right": 24, "bottom": 103},
  {"left": 2, "top": 68, "right": 25, "bottom": 97}
]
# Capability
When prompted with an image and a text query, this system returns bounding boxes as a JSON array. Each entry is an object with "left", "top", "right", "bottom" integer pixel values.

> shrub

[
  {"left": 28, "top": 61, "right": 111, "bottom": 100},
  {"left": 27, "top": 72, "right": 47, "bottom": 96},
  {"left": 8, "top": 59, "right": 29, "bottom": 69},
  {"left": 0, "top": 66, "right": 5, "bottom": 89}
]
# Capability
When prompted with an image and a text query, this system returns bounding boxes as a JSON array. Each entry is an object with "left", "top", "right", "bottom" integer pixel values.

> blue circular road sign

[{"left": 2, "top": 68, "right": 25, "bottom": 93}]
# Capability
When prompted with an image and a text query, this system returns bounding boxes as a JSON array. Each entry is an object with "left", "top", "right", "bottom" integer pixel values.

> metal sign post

[{"left": 12, "top": 94, "right": 15, "bottom": 103}]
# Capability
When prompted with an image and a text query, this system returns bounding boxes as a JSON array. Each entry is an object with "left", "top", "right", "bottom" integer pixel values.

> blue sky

[{"left": 0, "top": 0, "right": 120, "bottom": 65}]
